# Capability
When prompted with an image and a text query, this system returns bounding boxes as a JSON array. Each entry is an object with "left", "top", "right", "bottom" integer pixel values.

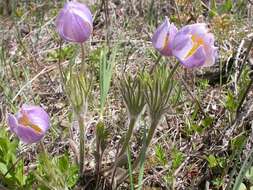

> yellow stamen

[
  {"left": 18, "top": 114, "right": 42, "bottom": 134},
  {"left": 185, "top": 35, "right": 204, "bottom": 59},
  {"left": 162, "top": 35, "right": 169, "bottom": 50}
]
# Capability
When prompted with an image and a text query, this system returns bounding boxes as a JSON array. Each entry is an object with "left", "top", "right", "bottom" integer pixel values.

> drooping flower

[
  {"left": 152, "top": 17, "right": 178, "bottom": 56},
  {"left": 7, "top": 105, "right": 50, "bottom": 144},
  {"left": 172, "top": 23, "right": 217, "bottom": 68},
  {"left": 56, "top": 1, "right": 93, "bottom": 43}
]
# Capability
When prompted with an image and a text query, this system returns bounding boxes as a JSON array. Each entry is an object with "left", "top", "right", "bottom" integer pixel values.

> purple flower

[
  {"left": 152, "top": 17, "right": 178, "bottom": 56},
  {"left": 172, "top": 23, "right": 217, "bottom": 68},
  {"left": 7, "top": 105, "right": 50, "bottom": 144},
  {"left": 56, "top": 1, "right": 93, "bottom": 43}
]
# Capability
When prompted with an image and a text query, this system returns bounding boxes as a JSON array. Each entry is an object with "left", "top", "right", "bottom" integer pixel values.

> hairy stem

[
  {"left": 80, "top": 43, "right": 86, "bottom": 73},
  {"left": 103, "top": 0, "right": 110, "bottom": 47},
  {"left": 133, "top": 118, "right": 159, "bottom": 169},
  {"left": 119, "top": 117, "right": 137, "bottom": 156},
  {"left": 117, "top": 118, "right": 160, "bottom": 185},
  {"left": 78, "top": 115, "right": 85, "bottom": 178},
  {"left": 101, "top": 117, "right": 137, "bottom": 176},
  {"left": 179, "top": 76, "right": 206, "bottom": 117}
]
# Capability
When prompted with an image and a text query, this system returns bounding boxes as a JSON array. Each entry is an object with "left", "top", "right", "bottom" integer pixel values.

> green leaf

[
  {"left": 201, "top": 116, "right": 213, "bottom": 128},
  {"left": 137, "top": 125, "right": 147, "bottom": 190},
  {"left": 238, "top": 183, "right": 246, "bottom": 190},
  {"left": 246, "top": 167, "right": 253, "bottom": 184},
  {"left": 171, "top": 148, "right": 184, "bottom": 170},
  {"left": 231, "top": 134, "right": 246, "bottom": 151},
  {"left": 34, "top": 151, "right": 78, "bottom": 190},
  {"left": 224, "top": 90, "right": 238, "bottom": 112},
  {"left": 155, "top": 144, "right": 167, "bottom": 166},
  {"left": 99, "top": 45, "right": 118, "bottom": 115},
  {"left": 127, "top": 146, "right": 134, "bottom": 190},
  {"left": 47, "top": 45, "right": 76, "bottom": 61},
  {"left": 212, "top": 178, "right": 224, "bottom": 188},
  {"left": 96, "top": 121, "right": 109, "bottom": 152},
  {"left": 0, "top": 162, "right": 8, "bottom": 174},
  {"left": 65, "top": 67, "right": 91, "bottom": 114},
  {"left": 191, "top": 123, "right": 204, "bottom": 134},
  {"left": 15, "top": 160, "right": 26, "bottom": 186},
  {"left": 120, "top": 75, "right": 145, "bottom": 118},
  {"left": 58, "top": 155, "right": 69, "bottom": 172},
  {"left": 221, "top": 0, "right": 233, "bottom": 13},
  {"left": 206, "top": 155, "right": 218, "bottom": 168},
  {"left": 209, "top": 0, "right": 218, "bottom": 17}
]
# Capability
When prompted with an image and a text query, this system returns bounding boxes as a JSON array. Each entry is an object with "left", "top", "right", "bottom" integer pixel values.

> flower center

[
  {"left": 185, "top": 35, "right": 204, "bottom": 59},
  {"left": 18, "top": 114, "right": 42, "bottom": 134}
]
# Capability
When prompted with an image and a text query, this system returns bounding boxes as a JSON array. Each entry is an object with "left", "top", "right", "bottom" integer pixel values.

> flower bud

[
  {"left": 56, "top": 1, "right": 93, "bottom": 43},
  {"left": 152, "top": 17, "right": 178, "bottom": 56}
]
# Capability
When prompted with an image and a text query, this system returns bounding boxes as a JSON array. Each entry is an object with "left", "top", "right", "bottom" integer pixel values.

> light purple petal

[
  {"left": 7, "top": 104, "right": 50, "bottom": 144},
  {"left": 67, "top": 2, "right": 93, "bottom": 25},
  {"left": 166, "top": 23, "right": 178, "bottom": 53},
  {"left": 181, "top": 46, "right": 206, "bottom": 68},
  {"left": 172, "top": 32, "right": 193, "bottom": 59},
  {"left": 57, "top": 10, "right": 91, "bottom": 42},
  {"left": 201, "top": 33, "right": 216, "bottom": 67},
  {"left": 56, "top": 1, "right": 93, "bottom": 43},
  {"left": 152, "top": 17, "right": 178, "bottom": 56},
  {"left": 152, "top": 18, "right": 170, "bottom": 50},
  {"left": 172, "top": 23, "right": 217, "bottom": 68},
  {"left": 21, "top": 105, "right": 50, "bottom": 132},
  {"left": 7, "top": 114, "right": 18, "bottom": 133},
  {"left": 16, "top": 124, "right": 44, "bottom": 144},
  {"left": 203, "top": 33, "right": 215, "bottom": 45},
  {"left": 188, "top": 23, "right": 208, "bottom": 36},
  {"left": 202, "top": 46, "right": 217, "bottom": 67}
]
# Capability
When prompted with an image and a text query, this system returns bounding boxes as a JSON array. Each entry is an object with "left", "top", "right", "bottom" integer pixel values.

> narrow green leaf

[
  {"left": 137, "top": 126, "right": 147, "bottom": 190},
  {"left": 127, "top": 146, "right": 134, "bottom": 190}
]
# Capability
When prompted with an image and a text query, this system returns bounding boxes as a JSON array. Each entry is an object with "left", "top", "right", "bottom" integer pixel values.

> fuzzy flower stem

[
  {"left": 179, "top": 76, "right": 206, "bottom": 117},
  {"left": 149, "top": 55, "right": 162, "bottom": 74},
  {"left": 57, "top": 41, "right": 75, "bottom": 108},
  {"left": 119, "top": 117, "right": 137, "bottom": 156},
  {"left": 58, "top": 41, "right": 86, "bottom": 179},
  {"left": 80, "top": 43, "right": 86, "bottom": 73},
  {"left": 80, "top": 43, "right": 88, "bottom": 178},
  {"left": 78, "top": 115, "right": 85, "bottom": 178},
  {"left": 57, "top": 42, "right": 65, "bottom": 88},
  {"left": 103, "top": 117, "right": 138, "bottom": 175},
  {"left": 117, "top": 118, "right": 160, "bottom": 185},
  {"left": 133, "top": 118, "right": 159, "bottom": 169}
]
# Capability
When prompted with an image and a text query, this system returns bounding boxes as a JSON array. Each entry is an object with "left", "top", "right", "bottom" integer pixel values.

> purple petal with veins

[
  {"left": 7, "top": 105, "right": 50, "bottom": 144},
  {"left": 56, "top": 1, "right": 93, "bottom": 43}
]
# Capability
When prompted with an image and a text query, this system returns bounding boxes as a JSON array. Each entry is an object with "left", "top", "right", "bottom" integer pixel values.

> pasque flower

[
  {"left": 152, "top": 17, "right": 178, "bottom": 56},
  {"left": 7, "top": 105, "right": 50, "bottom": 144},
  {"left": 172, "top": 23, "right": 217, "bottom": 68},
  {"left": 56, "top": 1, "right": 93, "bottom": 43}
]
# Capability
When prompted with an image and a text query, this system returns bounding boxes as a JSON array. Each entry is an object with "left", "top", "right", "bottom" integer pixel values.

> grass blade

[{"left": 127, "top": 145, "right": 134, "bottom": 190}]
